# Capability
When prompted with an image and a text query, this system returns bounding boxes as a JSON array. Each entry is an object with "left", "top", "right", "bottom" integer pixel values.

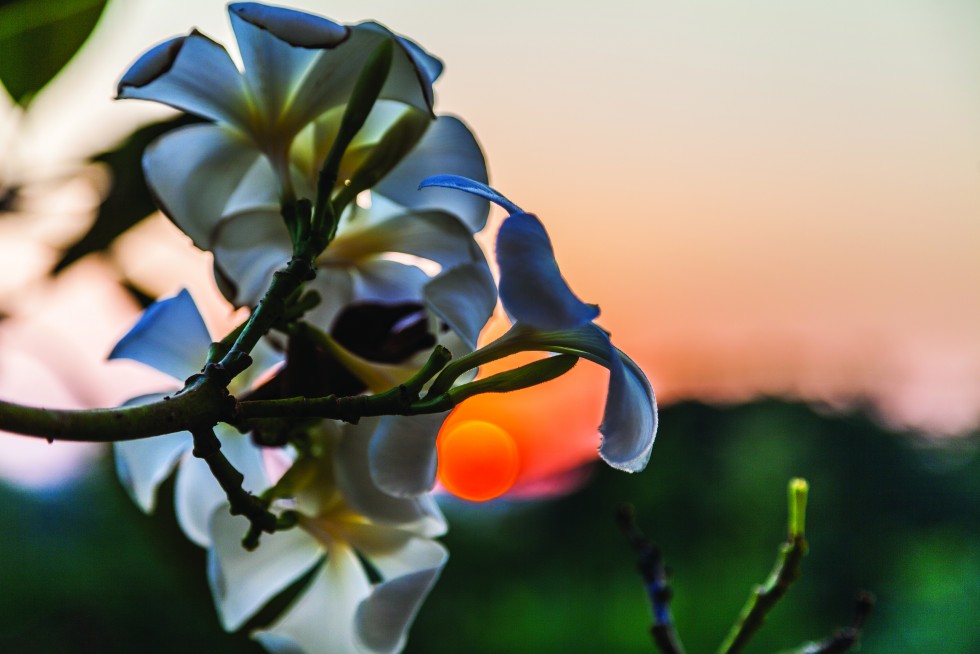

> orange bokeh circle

[{"left": 436, "top": 420, "right": 521, "bottom": 502}]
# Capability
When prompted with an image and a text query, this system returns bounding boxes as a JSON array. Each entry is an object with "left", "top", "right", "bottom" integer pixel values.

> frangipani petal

[
  {"left": 497, "top": 212, "right": 599, "bottom": 330},
  {"left": 175, "top": 454, "right": 224, "bottom": 547},
  {"left": 328, "top": 210, "right": 479, "bottom": 271},
  {"left": 303, "top": 266, "right": 356, "bottom": 332},
  {"left": 352, "top": 259, "right": 432, "bottom": 306},
  {"left": 423, "top": 261, "right": 497, "bottom": 352},
  {"left": 376, "top": 117, "right": 490, "bottom": 231},
  {"left": 335, "top": 419, "right": 448, "bottom": 533},
  {"left": 211, "top": 208, "right": 294, "bottom": 307},
  {"left": 230, "top": 3, "right": 348, "bottom": 126},
  {"left": 208, "top": 510, "right": 323, "bottom": 632},
  {"left": 284, "top": 23, "right": 437, "bottom": 135},
  {"left": 118, "top": 31, "right": 251, "bottom": 127},
  {"left": 109, "top": 289, "right": 211, "bottom": 381},
  {"left": 358, "top": 22, "right": 442, "bottom": 115},
  {"left": 113, "top": 405, "right": 189, "bottom": 513},
  {"left": 230, "top": 2, "right": 351, "bottom": 48},
  {"left": 395, "top": 34, "right": 443, "bottom": 84},
  {"left": 143, "top": 124, "right": 261, "bottom": 249},
  {"left": 254, "top": 542, "right": 371, "bottom": 654},
  {"left": 589, "top": 327, "right": 658, "bottom": 472},
  {"left": 419, "top": 174, "right": 522, "bottom": 215},
  {"left": 481, "top": 324, "right": 657, "bottom": 473},
  {"left": 351, "top": 534, "right": 448, "bottom": 654},
  {"left": 368, "top": 413, "right": 447, "bottom": 497}
]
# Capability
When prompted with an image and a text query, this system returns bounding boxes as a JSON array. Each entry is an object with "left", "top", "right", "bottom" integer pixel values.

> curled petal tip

[
  {"left": 116, "top": 37, "right": 186, "bottom": 97},
  {"left": 597, "top": 345, "right": 658, "bottom": 473},
  {"left": 419, "top": 175, "right": 523, "bottom": 215},
  {"left": 229, "top": 2, "right": 350, "bottom": 49}
]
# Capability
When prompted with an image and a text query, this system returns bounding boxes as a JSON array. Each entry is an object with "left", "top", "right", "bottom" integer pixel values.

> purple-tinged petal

[
  {"left": 368, "top": 413, "right": 447, "bottom": 498},
  {"left": 424, "top": 261, "right": 496, "bottom": 352},
  {"left": 109, "top": 289, "right": 210, "bottom": 381},
  {"left": 208, "top": 510, "right": 323, "bottom": 631},
  {"left": 117, "top": 31, "right": 251, "bottom": 128},
  {"left": 143, "top": 123, "right": 261, "bottom": 249},
  {"left": 376, "top": 117, "right": 490, "bottom": 231},
  {"left": 419, "top": 175, "right": 521, "bottom": 216},
  {"left": 496, "top": 212, "right": 599, "bottom": 330}
]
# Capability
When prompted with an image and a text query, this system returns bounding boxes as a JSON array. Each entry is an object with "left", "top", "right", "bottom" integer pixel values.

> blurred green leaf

[
  {"left": 0, "top": 0, "right": 108, "bottom": 105},
  {"left": 55, "top": 115, "right": 198, "bottom": 273}
]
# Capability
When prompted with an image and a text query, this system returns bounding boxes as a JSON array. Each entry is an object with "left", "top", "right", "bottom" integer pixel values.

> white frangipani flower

[
  {"left": 109, "top": 289, "right": 281, "bottom": 546},
  {"left": 117, "top": 2, "right": 491, "bottom": 334},
  {"left": 208, "top": 416, "right": 448, "bottom": 654}
]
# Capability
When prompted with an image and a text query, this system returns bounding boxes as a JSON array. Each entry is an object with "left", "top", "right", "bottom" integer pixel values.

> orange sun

[{"left": 436, "top": 420, "right": 521, "bottom": 502}]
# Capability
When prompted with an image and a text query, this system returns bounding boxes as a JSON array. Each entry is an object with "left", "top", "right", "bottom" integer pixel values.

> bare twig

[
  {"left": 616, "top": 504, "right": 686, "bottom": 654},
  {"left": 783, "top": 591, "right": 875, "bottom": 654}
]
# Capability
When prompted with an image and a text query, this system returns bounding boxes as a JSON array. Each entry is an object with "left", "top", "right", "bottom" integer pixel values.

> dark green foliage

[{"left": 0, "top": 0, "right": 107, "bottom": 105}]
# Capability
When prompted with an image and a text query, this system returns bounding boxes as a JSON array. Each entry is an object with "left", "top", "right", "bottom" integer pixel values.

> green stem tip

[{"left": 788, "top": 477, "right": 809, "bottom": 539}]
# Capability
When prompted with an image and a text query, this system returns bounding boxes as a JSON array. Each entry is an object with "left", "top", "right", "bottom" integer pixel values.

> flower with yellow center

[{"left": 208, "top": 416, "right": 448, "bottom": 654}]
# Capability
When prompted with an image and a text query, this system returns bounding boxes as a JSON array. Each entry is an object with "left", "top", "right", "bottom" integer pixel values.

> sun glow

[{"left": 436, "top": 420, "right": 521, "bottom": 502}]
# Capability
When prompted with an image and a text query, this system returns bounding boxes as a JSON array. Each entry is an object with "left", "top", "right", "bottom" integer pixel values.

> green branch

[
  {"left": 0, "top": 374, "right": 231, "bottom": 442},
  {"left": 718, "top": 478, "right": 810, "bottom": 654},
  {"left": 213, "top": 256, "right": 316, "bottom": 381}
]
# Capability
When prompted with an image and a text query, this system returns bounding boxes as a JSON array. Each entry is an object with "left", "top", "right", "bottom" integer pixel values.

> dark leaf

[{"left": 0, "top": 0, "right": 108, "bottom": 105}]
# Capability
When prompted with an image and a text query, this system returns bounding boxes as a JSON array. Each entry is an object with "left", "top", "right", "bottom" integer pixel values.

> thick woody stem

[{"left": 0, "top": 374, "right": 231, "bottom": 442}]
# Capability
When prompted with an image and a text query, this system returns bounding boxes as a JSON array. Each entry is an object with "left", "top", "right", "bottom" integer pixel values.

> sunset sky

[{"left": 1, "top": 0, "right": 978, "bottom": 485}]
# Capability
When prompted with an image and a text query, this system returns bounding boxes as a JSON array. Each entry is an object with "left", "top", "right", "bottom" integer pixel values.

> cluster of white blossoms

[{"left": 110, "top": 3, "right": 656, "bottom": 653}]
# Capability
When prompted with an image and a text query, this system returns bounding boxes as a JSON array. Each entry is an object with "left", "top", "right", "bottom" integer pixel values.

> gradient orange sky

[{"left": 1, "top": 0, "right": 978, "bottom": 484}]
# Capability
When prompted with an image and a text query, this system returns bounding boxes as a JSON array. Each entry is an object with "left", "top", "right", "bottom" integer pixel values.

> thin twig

[
  {"left": 783, "top": 591, "right": 875, "bottom": 654},
  {"left": 616, "top": 504, "right": 686, "bottom": 654},
  {"left": 190, "top": 427, "right": 282, "bottom": 550}
]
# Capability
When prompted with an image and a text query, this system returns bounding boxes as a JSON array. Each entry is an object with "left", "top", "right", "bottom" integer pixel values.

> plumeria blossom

[
  {"left": 207, "top": 417, "right": 447, "bottom": 654},
  {"left": 368, "top": 176, "right": 658, "bottom": 497},
  {"left": 117, "top": 2, "right": 491, "bottom": 334},
  {"left": 109, "top": 289, "right": 281, "bottom": 546}
]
